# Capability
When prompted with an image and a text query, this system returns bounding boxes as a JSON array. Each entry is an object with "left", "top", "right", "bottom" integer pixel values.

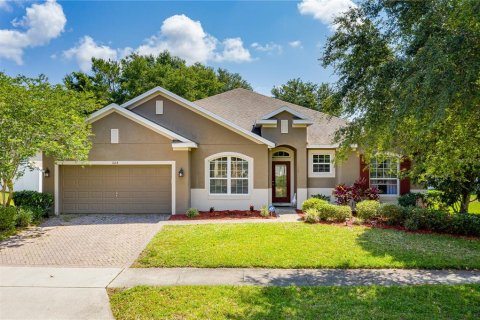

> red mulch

[
  {"left": 169, "top": 210, "right": 276, "bottom": 221},
  {"left": 297, "top": 213, "right": 479, "bottom": 240}
]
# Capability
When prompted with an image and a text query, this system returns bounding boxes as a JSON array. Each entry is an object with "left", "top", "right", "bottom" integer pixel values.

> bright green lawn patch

[
  {"left": 135, "top": 223, "right": 480, "bottom": 269},
  {"left": 109, "top": 285, "right": 480, "bottom": 320},
  {"left": 449, "top": 195, "right": 480, "bottom": 214}
]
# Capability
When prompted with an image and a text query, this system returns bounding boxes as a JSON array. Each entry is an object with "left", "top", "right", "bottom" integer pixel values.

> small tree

[{"left": 0, "top": 73, "right": 100, "bottom": 207}]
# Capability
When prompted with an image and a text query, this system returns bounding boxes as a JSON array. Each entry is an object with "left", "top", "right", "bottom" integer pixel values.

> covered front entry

[
  {"left": 272, "top": 161, "right": 291, "bottom": 203},
  {"left": 60, "top": 164, "right": 172, "bottom": 214}
]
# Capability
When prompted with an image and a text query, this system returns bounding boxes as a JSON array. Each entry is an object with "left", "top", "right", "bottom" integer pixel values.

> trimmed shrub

[
  {"left": 304, "top": 208, "right": 319, "bottom": 223},
  {"left": 317, "top": 203, "right": 352, "bottom": 222},
  {"left": 28, "top": 206, "right": 45, "bottom": 223},
  {"left": 378, "top": 203, "right": 405, "bottom": 225},
  {"left": 302, "top": 198, "right": 328, "bottom": 212},
  {"left": 13, "top": 191, "right": 53, "bottom": 217},
  {"left": 260, "top": 205, "right": 270, "bottom": 217},
  {"left": 311, "top": 194, "right": 331, "bottom": 202},
  {"left": 451, "top": 213, "right": 480, "bottom": 237},
  {"left": 333, "top": 205, "right": 353, "bottom": 222},
  {"left": 186, "top": 208, "right": 199, "bottom": 218},
  {"left": 0, "top": 206, "right": 17, "bottom": 231},
  {"left": 398, "top": 192, "right": 423, "bottom": 207},
  {"left": 15, "top": 207, "right": 33, "bottom": 228},
  {"left": 356, "top": 200, "right": 381, "bottom": 220}
]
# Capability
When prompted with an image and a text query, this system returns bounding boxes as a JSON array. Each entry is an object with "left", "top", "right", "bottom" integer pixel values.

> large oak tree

[{"left": 322, "top": 0, "right": 480, "bottom": 212}]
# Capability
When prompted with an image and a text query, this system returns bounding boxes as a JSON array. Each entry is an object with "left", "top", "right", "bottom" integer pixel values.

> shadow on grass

[{"left": 355, "top": 226, "right": 480, "bottom": 269}]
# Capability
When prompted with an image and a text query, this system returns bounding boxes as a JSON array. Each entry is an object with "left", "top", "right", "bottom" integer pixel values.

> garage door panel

[{"left": 61, "top": 165, "right": 171, "bottom": 214}]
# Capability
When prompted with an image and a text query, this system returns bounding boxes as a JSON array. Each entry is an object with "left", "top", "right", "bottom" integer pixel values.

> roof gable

[
  {"left": 260, "top": 106, "right": 310, "bottom": 120},
  {"left": 120, "top": 87, "right": 275, "bottom": 148},
  {"left": 87, "top": 104, "right": 196, "bottom": 147}
]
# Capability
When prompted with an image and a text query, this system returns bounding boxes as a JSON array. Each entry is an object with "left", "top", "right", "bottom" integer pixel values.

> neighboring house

[
  {"left": 42, "top": 87, "right": 413, "bottom": 215},
  {"left": 14, "top": 154, "right": 43, "bottom": 192}
]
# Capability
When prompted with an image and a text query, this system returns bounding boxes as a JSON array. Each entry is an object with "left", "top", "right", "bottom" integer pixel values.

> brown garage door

[{"left": 61, "top": 165, "right": 171, "bottom": 214}]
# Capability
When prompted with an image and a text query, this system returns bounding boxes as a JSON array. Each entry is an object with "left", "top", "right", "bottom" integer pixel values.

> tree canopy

[
  {"left": 271, "top": 78, "right": 342, "bottom": 116},
  {"left": 322, "top": 0, "right": 480, "bottom": 212},
  {"left": 64, "top": 51, "right": 252, "bottom": 105},
  {"left": 0, "top": 73, "right": 100, "bottom": 206}
]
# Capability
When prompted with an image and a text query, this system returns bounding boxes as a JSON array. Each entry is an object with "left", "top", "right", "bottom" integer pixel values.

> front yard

[
  {"left": 135, "top": 223, "right": 480, "bottom": 269},
  {"left": 109, "top": 284, "right": 480, "bottom": 320}
]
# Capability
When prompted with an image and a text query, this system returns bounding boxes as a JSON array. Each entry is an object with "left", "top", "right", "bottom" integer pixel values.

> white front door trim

[{"left": 54, "top": 161, "right": 176, "bottom": 215}]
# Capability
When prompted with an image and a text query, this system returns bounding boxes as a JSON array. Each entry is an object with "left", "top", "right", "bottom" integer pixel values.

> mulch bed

[{"left": 169, "top": 210, "right": 277, "bottom": 221}]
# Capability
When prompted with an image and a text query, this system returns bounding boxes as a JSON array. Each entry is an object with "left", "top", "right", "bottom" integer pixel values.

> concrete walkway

[
  {"left": 109, "top": 267, "right": 480, "bottom": 288},
  {"left": 0, "top": 266, "right": 121, "bottom": 320}
]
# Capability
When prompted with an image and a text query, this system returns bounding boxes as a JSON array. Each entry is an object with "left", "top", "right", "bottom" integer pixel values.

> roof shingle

[{"left": 194, "top": 88, "right": 346, "bottom": 145}]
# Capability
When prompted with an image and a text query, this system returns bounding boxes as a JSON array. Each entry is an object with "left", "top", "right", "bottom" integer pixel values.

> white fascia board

[
  {"left": 87, "top": 104, "right": 193, "bottom": 143},
  {"left": 172, "top": 141, "right": 198, "bottom": 151},
  {"left": 120, "top": 86, "right": 275, "bottom": 147},
  {"left": 260, "top": 106, "right": 310, "bottom": 120},
  {"left": 255, "top": 119, "right": 278, "bottom": 128},
  {"left": 306, "top": 144, "right": 358, "bottom": 149},
  {"left": 292, "top": 119, "right": 314, "bottom": 126}
]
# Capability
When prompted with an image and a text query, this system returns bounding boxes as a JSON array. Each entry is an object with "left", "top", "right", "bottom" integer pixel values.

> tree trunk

[{"left": 460, "top": 190, "right": 470, "bottom": 213}]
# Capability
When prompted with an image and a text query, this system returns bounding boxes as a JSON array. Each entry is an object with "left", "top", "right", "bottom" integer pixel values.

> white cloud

[
  {"left": 251, "top": 42, "right": 282, "bottom": 54},
  {"left": 63, "top": 36, "right": 118, "bottom": 71},
  {"left": 298, "top": 0, "right": 355, "bottom": 30},
  {"left": 216, "top": 38, "right": 251, "bottom": 62},
  {"left": 64, "top": 14, "right": 252, "bottom": 70},
  {"left": 137, "top": 14, "right": 217, "bottom": 64},
  {"left": 289, "top": 40, "right": 303, "bottom": 48},
  {"left": 0, "top": 0, "right": 66, "bottom": 64}
]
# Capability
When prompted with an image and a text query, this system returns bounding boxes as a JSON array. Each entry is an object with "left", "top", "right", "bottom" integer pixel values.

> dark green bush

[
  {"left": 15, "top": 207, "right": 33, "bottom": 228},
  {"left": 0, "top": 207, "right": 17, "bottom": 231},
  {"left": 13, "top": 191, "right": 53, "bottom": 217},
  {"left": 399, "top": 207, "right": 480, "bottom": 236},
  {"left": 378, "top": 203, "right": 405, "bottom": 225},
  {"left": 311, "top": 194, "right": 331, "bottom": 202},
  {"left": 397, "top": 192, "right": 423, "bottom": 207}
]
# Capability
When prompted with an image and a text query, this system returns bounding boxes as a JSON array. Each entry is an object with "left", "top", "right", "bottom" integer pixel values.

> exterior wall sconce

[
  {"left": 44, "top": 168, "right": 50, "bottom": 178},
  {"left": 178, "top": 168, "right": 184, "bottom": 177}
]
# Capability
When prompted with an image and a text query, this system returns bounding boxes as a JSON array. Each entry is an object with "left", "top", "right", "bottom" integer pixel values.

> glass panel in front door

[{"left": 275, "top": 164, "right": 287, "bottom": 197}]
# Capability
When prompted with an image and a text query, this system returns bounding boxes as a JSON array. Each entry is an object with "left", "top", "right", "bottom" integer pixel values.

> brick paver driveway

[{"left": 0, "top": 214, "right": 168, "bottom": 267}]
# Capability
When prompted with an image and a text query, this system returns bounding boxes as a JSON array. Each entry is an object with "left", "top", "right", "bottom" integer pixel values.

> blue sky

[{"left": 0, "top": 0, "right": 355, "bottom": 95}]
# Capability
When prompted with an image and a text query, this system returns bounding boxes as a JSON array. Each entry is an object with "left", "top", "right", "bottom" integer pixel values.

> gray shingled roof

[{"left": 194, "top": 88, "right": 347, "bottom": 145}]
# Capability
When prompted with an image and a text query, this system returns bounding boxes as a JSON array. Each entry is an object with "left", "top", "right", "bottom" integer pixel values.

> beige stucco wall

[
  {"left": 262, "top": 112, "right": 308, "bottom": 190},
  {"left": 307, "top": 150, "right": 360, "bottom": 188},
  {"left": 131, "top": 94, "right": 269, "bottom": 189},
  {"left": 43, "top": 112, "right": 191, "bottom": 213}
]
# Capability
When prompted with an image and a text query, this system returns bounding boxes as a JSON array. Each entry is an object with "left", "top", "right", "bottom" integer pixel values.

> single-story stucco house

[{"left": 42, "top": 87, "right": 416, "bottom": 215}]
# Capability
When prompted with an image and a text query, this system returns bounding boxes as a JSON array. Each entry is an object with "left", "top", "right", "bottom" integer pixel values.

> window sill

[{"left": 208, "top": 194, "right": 251, "bottom": 200}]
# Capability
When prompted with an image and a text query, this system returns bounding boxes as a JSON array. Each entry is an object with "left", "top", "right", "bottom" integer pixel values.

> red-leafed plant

[{"left": 333, "top": 178, "right": 380, "bottom": 205}]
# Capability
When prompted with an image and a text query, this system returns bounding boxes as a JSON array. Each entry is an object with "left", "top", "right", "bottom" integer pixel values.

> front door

[{"left": 272, "top": 161, "right": 290, "bottom": 203}]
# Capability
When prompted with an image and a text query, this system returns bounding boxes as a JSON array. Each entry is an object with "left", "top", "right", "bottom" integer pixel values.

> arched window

[
  {"left": 209, "top": 155, "right": 249, "bottom": 194},
  {"left": 273, "top": 151, "right": 290, "bottom": 157}
]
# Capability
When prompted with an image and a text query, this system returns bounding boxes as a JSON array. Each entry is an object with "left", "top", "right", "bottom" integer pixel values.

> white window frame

[
  {"left": 155, "top": 100, "right": 164, "bottom": 114},
  {"left": 280, "top": 119, "right": 289, "bottom": 134},
  {"left": 110, "top": 129, "right": 119, "bottom": 144},
  {"left": 369, "top": 158, "right": 400, "bottom": 196},
  {"left": 205, "top": 152, "right": 253, "bottom": 197},
  {"left": 308, "top": 150, "right": 336, "bottom": 178}
]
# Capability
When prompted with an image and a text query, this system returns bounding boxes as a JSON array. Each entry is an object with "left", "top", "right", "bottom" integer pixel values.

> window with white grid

[
  {"left": 209, "top": 156, "right": 249, "bottom": 194},
  {"left": 309, "top": 150, "right": 335, "bottom": 177},
  {"left": 370, "top": 158, "right": 399, "bottom": 195}
]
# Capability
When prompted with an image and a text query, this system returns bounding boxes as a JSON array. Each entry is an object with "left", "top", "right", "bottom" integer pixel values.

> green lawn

[
  {"left": 109, "top": 285, "right": 480, "bottom": 320},
  {"left": 135, "top": 223, "right": 480, "bottom": 269}
]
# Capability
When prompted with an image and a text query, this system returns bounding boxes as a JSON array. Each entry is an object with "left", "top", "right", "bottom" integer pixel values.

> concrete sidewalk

[
  {"left": 0, "top": 267, "right": 121, "bottom": 320},
  {"left": 109, "top": 267, "right": 480, "bottom": 288}
]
